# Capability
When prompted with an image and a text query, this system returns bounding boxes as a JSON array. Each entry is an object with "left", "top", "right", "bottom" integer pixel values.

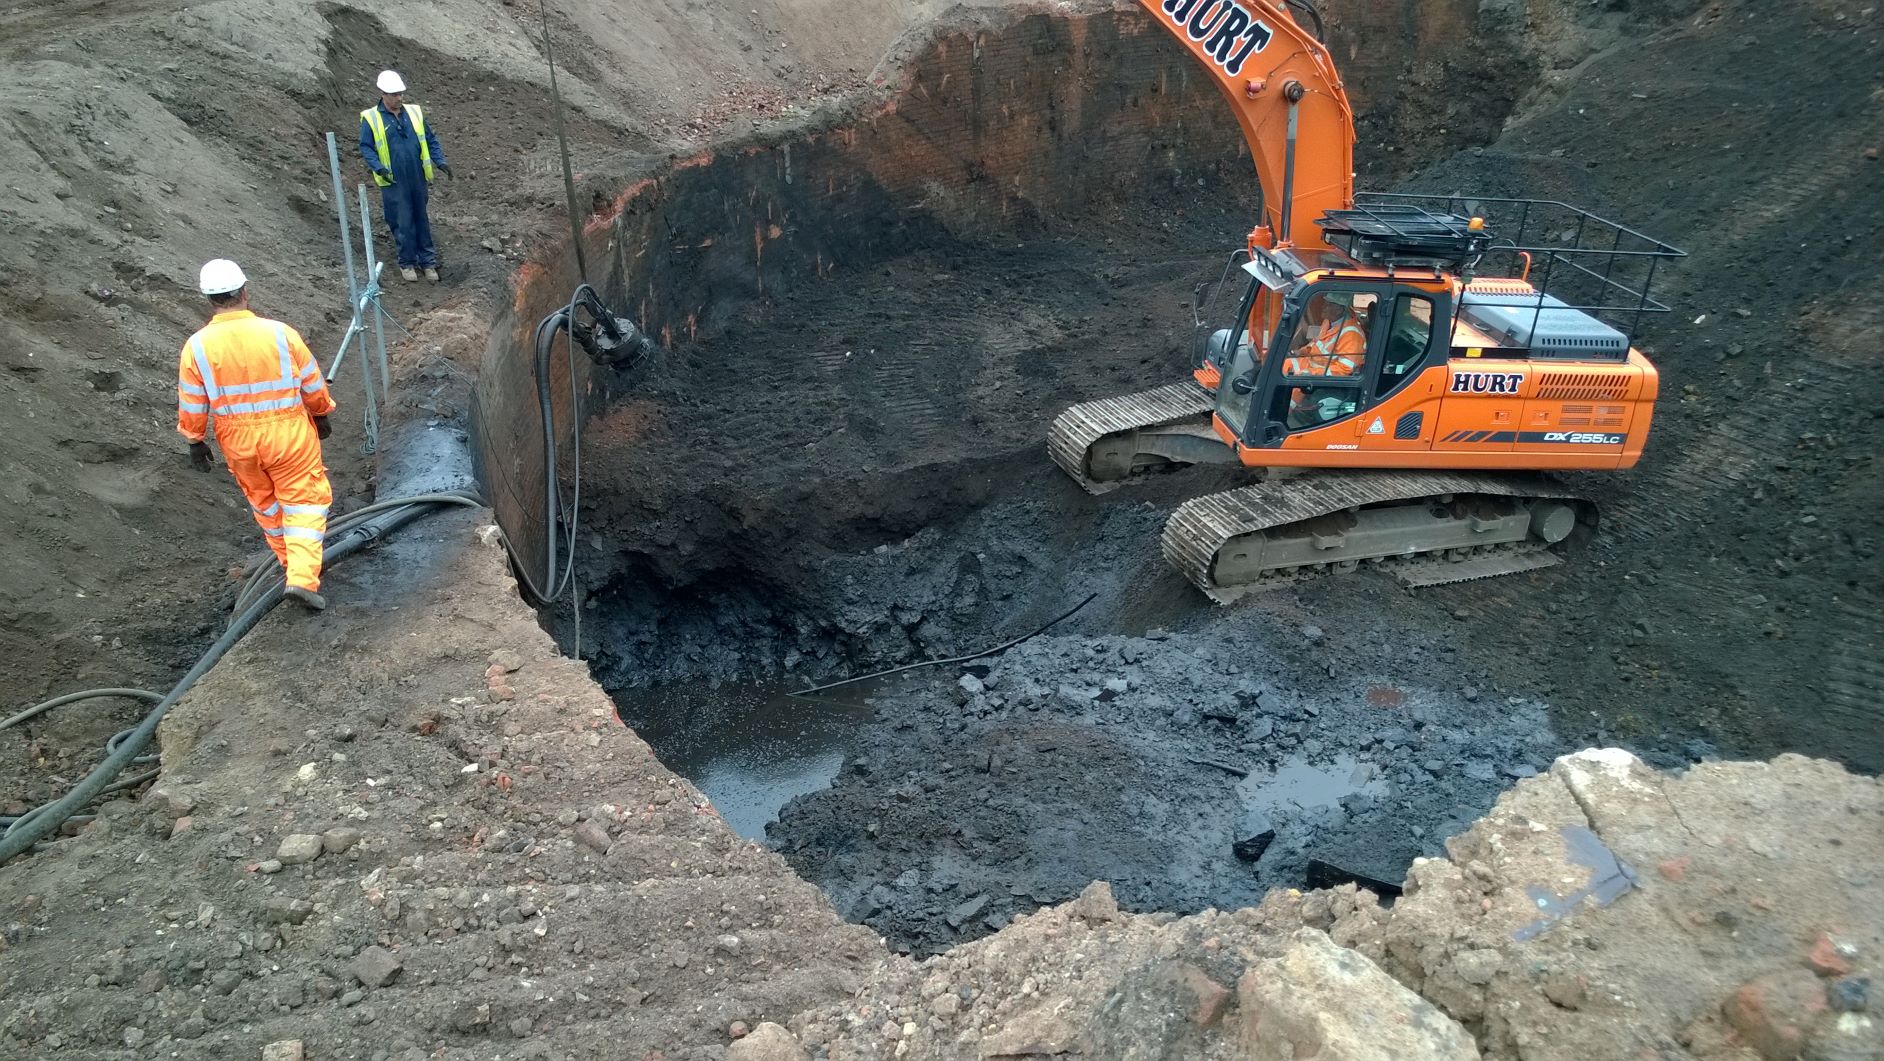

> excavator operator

[
  {"left": 1285, "top": 291, "right": 1370, "bottom": 376},
  {"left": 1283, "top": 291, "right": 1371, "bottom": 425}
]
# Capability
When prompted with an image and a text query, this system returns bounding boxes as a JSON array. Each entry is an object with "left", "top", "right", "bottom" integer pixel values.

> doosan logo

[
  {"left": 1450, "top": 371, "right": 1526, "bottom": 395},
  {"left": 1158, "top": 0, "right": 1276, "bottom": 76}
]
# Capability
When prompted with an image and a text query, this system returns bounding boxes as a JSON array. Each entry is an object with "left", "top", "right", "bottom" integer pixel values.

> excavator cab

[
  {"left": 1195, "top": 197, "right": 1681, "bottom": 472},
  {"left": 1216, "top": 276, "right": 1453, "bottom": 447},
  {"left": 1204, "top": 249, "right": 1456, "bottom": 454}
]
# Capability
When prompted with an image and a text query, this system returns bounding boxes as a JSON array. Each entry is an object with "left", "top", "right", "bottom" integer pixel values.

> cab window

[{"left": 1376, "top": 294, "right": 1435, "bottom": 397}]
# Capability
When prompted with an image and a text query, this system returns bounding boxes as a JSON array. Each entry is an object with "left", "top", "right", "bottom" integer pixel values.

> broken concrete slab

[{"left": 1237, "top": 928, "right": 1478, "bottom": 1060}]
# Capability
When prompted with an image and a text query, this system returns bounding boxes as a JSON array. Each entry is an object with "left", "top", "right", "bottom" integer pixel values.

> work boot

[
  {"left": 400, "top": 266, "right": 419, "bottom": 282},
  {"left": 283, "top": 586, "right": 327, "bottom": 612},
  {"left": 424, "top": 266, "right": 440, "bottom": 282}
]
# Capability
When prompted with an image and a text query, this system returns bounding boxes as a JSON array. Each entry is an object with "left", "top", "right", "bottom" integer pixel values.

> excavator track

[
  {"left": 1161, "top": 471, "right": 1592, "bottom": 603},
  {"left": 1048, "top": 381, "right": 1216, "bottom": 494}
]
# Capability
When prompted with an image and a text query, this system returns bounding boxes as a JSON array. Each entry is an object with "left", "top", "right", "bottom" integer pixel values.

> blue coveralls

[{"left": 358, "top": 103, "right": 447, "bottom": 268}]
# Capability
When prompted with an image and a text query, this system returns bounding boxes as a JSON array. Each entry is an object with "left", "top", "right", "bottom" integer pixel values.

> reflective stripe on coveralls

[{"left": 1283, "top": 317, "right": 1366, "bottom": 378}]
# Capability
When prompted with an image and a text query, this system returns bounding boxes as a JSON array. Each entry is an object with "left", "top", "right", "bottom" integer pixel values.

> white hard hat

[
  {"left": 198, "top": 259, "right": 247, "bottom": 296},
  {"left": 376, "top": 70, "right": 407, "bottom": 94}
]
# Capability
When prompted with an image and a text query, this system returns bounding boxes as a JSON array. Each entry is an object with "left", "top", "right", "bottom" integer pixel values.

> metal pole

[
  {"left": 1634, "top": 255, "right": 1660, "bottom": 344},
  {"left": 327, "top": 260, "right": 386, "bottom": 381},
  {"left": 352, "top": 191, "right": 382, "bottom": 455},
  {"left": 328, "top": 320, "right": 363, "bottom": 381},
  {"left": 358, "top": 186, "right": 393, "bottom": 401},
  {"left": 1598, "top": 224, "right": 1625, "bottom": 311},
  {"left": 325, "top": 133, "right": 361, "bottom": 303},
  {"left": 1279, "top": 96, "right": 1300, "bottom": 243}
]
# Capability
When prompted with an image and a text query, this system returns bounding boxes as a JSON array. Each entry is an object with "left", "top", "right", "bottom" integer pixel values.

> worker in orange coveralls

[{"left": 178, "top": 259, "right": 337, "bottom": 611}]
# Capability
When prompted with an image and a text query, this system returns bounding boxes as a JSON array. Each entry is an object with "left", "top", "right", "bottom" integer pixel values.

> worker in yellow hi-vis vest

[{"left": 358, "top": 70, "right": 452, "bottom": 282}]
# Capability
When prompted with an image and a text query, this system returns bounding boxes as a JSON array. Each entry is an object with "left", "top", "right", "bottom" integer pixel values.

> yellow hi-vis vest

[{"left": 360, "top": 104, "right": 433, "bottom": 187}]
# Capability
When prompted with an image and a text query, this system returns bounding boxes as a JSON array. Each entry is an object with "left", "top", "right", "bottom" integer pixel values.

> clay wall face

[{"left": 473, "top": 2, "right": 1524, "bottom": 572}]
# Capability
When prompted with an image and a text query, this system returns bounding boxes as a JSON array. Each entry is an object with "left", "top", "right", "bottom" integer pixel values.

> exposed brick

[
  {"left": 1725, "top": 970, "right": 1828, "bottom": 1060},
  {"left": 1173, "top": 964, "right": 1233, "bottom": 1028},
  {"left": 1808, "top": 933, "right": 1854, "bottom": 978}
]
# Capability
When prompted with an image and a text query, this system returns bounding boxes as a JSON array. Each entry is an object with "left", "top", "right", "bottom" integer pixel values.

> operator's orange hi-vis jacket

[
  {"left": 1283, "top": 314, "right": 1367, "bottom": 378},
  {"left": 177, "top": 310, "right": 337, "bottom": 593}
]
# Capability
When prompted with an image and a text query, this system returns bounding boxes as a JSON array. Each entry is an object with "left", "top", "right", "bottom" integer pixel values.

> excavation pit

[
  {"left": 602, "top": 553, "right": 1578, "bottom": 956},
  {"left": 475, "top": 6, "right": 1720, "bottom": 956}
]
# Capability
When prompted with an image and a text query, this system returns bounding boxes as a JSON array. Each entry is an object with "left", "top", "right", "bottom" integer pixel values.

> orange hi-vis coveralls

[{"left": 177, "top": 310, "right": 336, "bottom": 592}]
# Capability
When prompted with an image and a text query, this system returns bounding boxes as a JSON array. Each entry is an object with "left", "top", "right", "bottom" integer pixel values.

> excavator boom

[{"left": 1141, "top": 0, "right": 1355, "bottom": 249}]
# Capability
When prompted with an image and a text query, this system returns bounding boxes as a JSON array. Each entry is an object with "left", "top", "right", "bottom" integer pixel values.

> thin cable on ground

[
  {"left": 789, "top": 593, "right": 1100, "bottom": 698},
  {"left": 0, "top": 587, "right": 277, "bottom": 853},
  {"left": 99, "top": 768, "right": 161, "bottom": 795},
  {"left": 0, "top": 492, "right": 479, "bottom": 863}
]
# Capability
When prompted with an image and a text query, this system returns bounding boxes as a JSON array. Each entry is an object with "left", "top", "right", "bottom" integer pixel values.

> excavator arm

[{"left": 1140, "top": 0, "right": 1354, "bottom": 252}]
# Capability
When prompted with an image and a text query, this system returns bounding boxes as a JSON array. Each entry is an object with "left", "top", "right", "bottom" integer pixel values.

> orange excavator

[{"left": 1051, "top": 0, "right": 1684, "bottom": 601}]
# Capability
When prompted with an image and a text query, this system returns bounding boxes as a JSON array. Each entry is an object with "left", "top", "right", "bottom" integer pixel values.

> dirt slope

[
  {"left": 0, "top": 0, "right": 923, "bottom": 811},
  {"left": 0, "top": 506, "right": 886, "bottom": 1060},
  {"left": 1297, "top": 0, "right": 1884, "bottom": 770},
  {"left": 0, "top": 1, "right": 1880, "bottom": 1059}
]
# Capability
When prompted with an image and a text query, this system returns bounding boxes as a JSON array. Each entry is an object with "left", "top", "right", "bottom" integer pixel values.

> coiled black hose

[{"left": 0, "top": 491, "right": 480, "bottom": 864}]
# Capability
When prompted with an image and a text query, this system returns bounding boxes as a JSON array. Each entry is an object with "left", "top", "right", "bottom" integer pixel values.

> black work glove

[
  {"left": 313, "top": 415, "right": 331, "bottom": 440},
  {"left": 374, "top": 167, "right": 393, "bottom": 183},
  {"left": 437, "top": 163, "right": 454, "bottom": 180},
  {"left": 188, "top": 441, "right": 213, "bottom": 472}
]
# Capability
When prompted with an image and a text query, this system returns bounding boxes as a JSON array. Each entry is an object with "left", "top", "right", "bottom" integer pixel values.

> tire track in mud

[
  {"left": 1819, "top": 593, "right": 1884, "bottom": 737},
  {"left": 867, "top": 339, "right": 954, "bottom": 448}
]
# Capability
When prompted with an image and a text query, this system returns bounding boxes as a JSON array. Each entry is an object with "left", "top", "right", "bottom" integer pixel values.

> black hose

[
  {"left": 0, "top": 688, "right": 161, "bottom": 731},
  {"left": 789, "top": 593, "right": 1099, "bottom": 697},
  {"left": 1286, "top": 0, "right": 1326, "bottom": 42},
  {"left": 232, "top": 493, "right": 483, "bottom": 616},
  {"left": 0, "top": 588, "right": 278, "bottom": 860},
  {"left": 519, "top": 285, "right": 619, "bottom": 610},
  {"left": 0, "top": 495, "right": 472, "bottom": 863},
  {"left": 521, "top": 300, "right": 578, "bottom": 606}
]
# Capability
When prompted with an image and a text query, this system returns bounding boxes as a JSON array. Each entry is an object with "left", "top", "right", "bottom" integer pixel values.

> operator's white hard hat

[
  {"left": 376, "top": 70, "right": 407, "bottom": 94},
  {"left": 198, "top": 259, "right": 247, "bottom": 296}
]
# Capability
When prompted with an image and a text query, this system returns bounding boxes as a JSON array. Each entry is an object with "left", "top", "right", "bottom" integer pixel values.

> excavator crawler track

[
  {"left": 1161, "top": 471, "right": 1592, "bottom": 603},
  {"left": 1048, "top": 382, "right": 1215, "bottom": 494}
]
